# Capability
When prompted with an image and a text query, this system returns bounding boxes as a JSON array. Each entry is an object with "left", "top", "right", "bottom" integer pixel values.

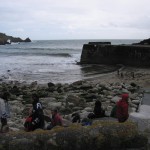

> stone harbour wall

[{"left": 80, "top": 44, "right": 150, "bottom": 67}]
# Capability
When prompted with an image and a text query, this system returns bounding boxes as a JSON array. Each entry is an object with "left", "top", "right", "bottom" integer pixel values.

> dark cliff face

[
  {"left": 0, "top": 33, "right": 31, "bottom": 45},
  {"left": 24, "top": 37, "right": 31, "bottom": 42},
  {"left": 80, "top": 43, "right": 150, "bottom": 67},
  {"left": 133, "top": 38, "right": 150, "bottom": 45}
]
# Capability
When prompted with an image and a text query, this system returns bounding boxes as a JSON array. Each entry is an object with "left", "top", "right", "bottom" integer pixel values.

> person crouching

[{"left": 47, "top": 109, "right": 62, "bottom": 130}]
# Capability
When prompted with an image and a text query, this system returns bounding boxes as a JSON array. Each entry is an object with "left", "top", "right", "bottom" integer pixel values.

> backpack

[
  {"left": 110, "top": 105, "right": 117, "bottom": 118},
  {"left": 87, "top": 112, "right": 95, "bottom": 119},
  {"left": 24, "top": 116, "right": 33, "bottom": 131},
  {"left": 71, "top": 113, "right": 80, "bottom": 123}
]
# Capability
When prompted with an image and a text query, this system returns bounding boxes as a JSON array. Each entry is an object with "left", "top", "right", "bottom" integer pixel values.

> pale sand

[{"left": 85, "top": 67, "right": 150, "bottom": 88}]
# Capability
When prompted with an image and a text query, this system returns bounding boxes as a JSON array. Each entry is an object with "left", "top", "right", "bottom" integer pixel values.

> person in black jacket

[
  {"left": 24, "top": 94, "right": 44, "bottom": 131},
  {"left": 94, "top": 100, "right": 105, "bottom": 118},
  {"left": 88, "top": 100, "right": 105, "bottom": 119}
]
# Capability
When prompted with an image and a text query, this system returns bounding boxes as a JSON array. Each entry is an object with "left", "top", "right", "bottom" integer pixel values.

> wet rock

[{"left": 47, "top": 82, "right": 55, "bottom": 88}]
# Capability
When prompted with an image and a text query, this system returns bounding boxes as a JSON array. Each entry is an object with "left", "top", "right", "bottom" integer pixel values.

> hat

[{"left": 122, "top": 93, "right": 129, "bottom": 101}]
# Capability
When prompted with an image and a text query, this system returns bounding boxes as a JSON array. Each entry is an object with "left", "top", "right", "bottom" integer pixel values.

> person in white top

[{"left": 0, "top": 92, "right": 10, "bottom": 132}]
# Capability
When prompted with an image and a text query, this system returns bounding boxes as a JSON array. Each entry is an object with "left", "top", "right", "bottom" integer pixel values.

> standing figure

[
  {"left": 116, "top": 94, "right": 129, "bottom": 123},
  {"left": 120, "top": 72, "right": 124, "bottom": 78},
  {"left": 117, "top": 70, "right": 120, "bottom": 76},
  {"left": 47, "top": 109, "right": 62, "bottom": 130},
  {"left": 0, "top": 92, "right": 10, "bottom": 133}
]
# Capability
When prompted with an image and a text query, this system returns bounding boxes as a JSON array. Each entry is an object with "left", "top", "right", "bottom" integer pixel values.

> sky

[{"left": 0, "top": 0, "right": 150, "bottom": 40}]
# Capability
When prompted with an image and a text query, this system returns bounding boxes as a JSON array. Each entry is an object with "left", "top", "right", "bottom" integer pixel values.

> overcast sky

[{"left": 0, "top": 0, "right": 150, "bottom": 40}]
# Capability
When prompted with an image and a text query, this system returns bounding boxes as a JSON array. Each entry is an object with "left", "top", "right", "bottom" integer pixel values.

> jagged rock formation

[
  {"left": 0, "top": 33, "right": 31, "bottom": 45},
  {"left": 80, "top": 41, "right": 150, "bottom": 67},
  {"left": 0, "top": 122, "right": 147, "bottom": 150},
  {"left": 24, "top": 37, "right": 31, "bottom": 42}
]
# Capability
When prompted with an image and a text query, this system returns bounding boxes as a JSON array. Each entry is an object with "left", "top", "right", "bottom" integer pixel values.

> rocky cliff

[
  {"left": 133, "top": 38, "right": 150, "bottom": 45},
  {"left": 80, "top": 41, "right": 150, "bottom": 67},
  {"left": 0, "top": 33, "right": 31, "bottom": 45}
]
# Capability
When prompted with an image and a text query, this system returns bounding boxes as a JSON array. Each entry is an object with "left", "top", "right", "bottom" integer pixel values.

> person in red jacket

[
  {"left": 47, "top": 109, "right": 62, "bottom": 130},
  {"left": 116, "top": 93, "right": 129, "bottom": 123}
]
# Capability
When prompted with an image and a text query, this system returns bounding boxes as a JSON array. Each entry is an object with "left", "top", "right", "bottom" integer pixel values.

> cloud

[
  {"left": 11, "top": 28, "right": 24, "bottom": 32},
  {"left": 0, "top": 0, "right": 150, "bottom": 39}
]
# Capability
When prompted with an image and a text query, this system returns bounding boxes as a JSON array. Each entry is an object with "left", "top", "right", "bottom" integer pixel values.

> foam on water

[{"left": 0, "top": 39, "right": 141, "bottom": 83}]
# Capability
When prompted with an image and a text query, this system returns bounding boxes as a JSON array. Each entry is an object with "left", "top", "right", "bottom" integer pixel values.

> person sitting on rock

[
  {"left": 88, "top": 100, "right": 105, "bottom": 119},
  {"left": 116, "top": 93, "right": 129, "bottom": 123},
  {"left": 29, "top": 93, "right": 44, "bottom": 131},
  {"left": 24, "top": 108, "right": 33, "bottom": 131},
  {"left": 47, "top": 109, "right": 62, "bottom": 130},
  {"left": 0, "top": 92, "right": 10, "bottom": 133}
]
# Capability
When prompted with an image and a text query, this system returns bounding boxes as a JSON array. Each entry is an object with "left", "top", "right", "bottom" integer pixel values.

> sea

[{"left": 0, "top": 39, "right": 141, "bottom": 84}]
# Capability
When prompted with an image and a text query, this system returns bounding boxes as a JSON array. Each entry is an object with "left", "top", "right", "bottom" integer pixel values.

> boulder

[
  {"left": 111, "top": 96, "right": 120, "bottom": 103},
  {"left": 48, "top": 102, "right": 62, "bottom": 110},
  {"left": 66, "top": 94, "right": 81, "bottom": 106}
]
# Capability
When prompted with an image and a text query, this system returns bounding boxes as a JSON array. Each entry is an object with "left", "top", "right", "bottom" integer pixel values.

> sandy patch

[{"left": 85, "top": 67, "right": 150, "bottom": 88}]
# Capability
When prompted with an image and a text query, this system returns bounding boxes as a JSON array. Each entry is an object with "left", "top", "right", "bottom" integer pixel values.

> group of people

[
  {"left": 0, "top": 92, "right": 129, "bottom": 132},
  {"left": 87, "top": 93, "right": 129, "bottom": 123},
  {"left": 24, "top": 93, "right": 62, "bottom": 131},
  {"left": 70, "top": 93, "right": 129, "bottom": 125}
]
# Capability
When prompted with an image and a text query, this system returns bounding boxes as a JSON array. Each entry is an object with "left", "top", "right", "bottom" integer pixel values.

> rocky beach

[
  {"left": 0, "top": 66, "right": 150, "bottom": 149},
  {"left": 0, "top": 38, "right": 150, "bottom": 149},
  {"left": 1, "top": 0, "right": 150, "bottom": 148},
  {"left": 0, "top": 66, "right": 149, "bottom": 131}
]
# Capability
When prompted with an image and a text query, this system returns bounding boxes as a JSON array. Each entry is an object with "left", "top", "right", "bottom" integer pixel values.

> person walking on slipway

[{"left": 0, "top": 92, "right": 10, "bottom": 133}]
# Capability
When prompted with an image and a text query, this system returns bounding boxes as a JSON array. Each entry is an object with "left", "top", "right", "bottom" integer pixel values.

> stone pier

[{"left": 80, "top": 42, "right": 150, "bottom": 67}]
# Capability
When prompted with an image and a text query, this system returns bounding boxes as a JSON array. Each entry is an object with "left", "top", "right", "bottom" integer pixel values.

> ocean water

[{"left": 0, "top": 39, "right": 141, "bottom": 84}]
